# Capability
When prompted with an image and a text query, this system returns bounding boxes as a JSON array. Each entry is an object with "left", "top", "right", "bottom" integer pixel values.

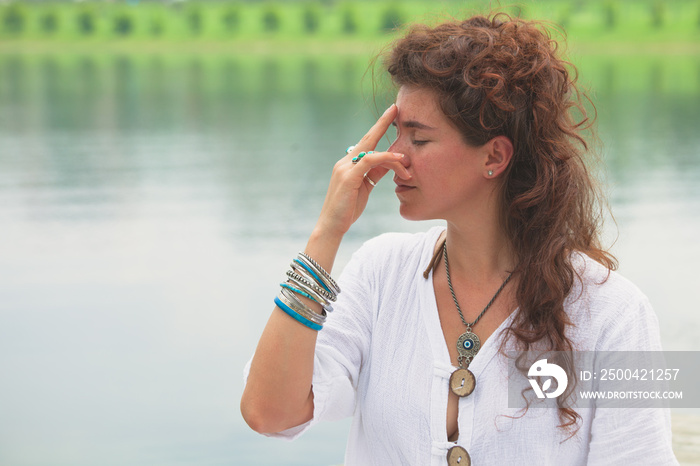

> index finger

[{"left": 356, "top": 104, "right": 397, "bottom": 151}]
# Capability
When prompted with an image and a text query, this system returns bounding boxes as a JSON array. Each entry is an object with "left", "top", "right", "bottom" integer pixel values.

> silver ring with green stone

[
  {"left": 352, "top": 152, "right": 366, "bottom": 164},
  {"left": 351, "top": 151, "right": 373, "bottom": 164}
]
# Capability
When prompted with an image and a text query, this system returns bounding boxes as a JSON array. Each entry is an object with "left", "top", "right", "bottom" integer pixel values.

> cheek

[
  {"left": 415, "top": 156, "right": 449, "bottom": 181},
  {"left": 422, "top": 156, "right": 476, "bottom": 193}
]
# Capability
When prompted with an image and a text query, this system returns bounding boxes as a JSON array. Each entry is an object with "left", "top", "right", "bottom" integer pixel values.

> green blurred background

[
  {"left": 1, "top": 0, "right": 699, "bottom": 50},
  {"left": 1, "top": 1, "right": 699, "bottom": 465}
]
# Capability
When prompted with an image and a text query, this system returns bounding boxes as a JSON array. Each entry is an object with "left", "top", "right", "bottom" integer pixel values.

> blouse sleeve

[
  {"left": 245, "top": 242, "right": 377, "bottom": 440},
  {"left": 586, "top": 293, "right": 679, "bottom": 464}
]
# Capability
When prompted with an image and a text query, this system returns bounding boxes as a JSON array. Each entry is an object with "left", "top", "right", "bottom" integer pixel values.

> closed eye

[{"left": 412, "top": 140, "right": 429, "bottom": 146}]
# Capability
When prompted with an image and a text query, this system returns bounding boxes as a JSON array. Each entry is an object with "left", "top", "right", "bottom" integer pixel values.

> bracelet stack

[{"left": 275, "top": 252, "right": 340, "bottom": 331}]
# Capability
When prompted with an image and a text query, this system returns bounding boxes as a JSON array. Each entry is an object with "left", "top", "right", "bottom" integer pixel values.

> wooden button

[
  {"left": 449, "top": 368, "right": 475, "bottom": 397},
  {"left": 447, "top": 445, "right": 471, "bottom": 465}
]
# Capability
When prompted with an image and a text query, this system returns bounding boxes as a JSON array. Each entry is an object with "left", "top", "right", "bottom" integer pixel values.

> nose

[{"left": 388, "top": 139, "right": 410, "bottom": 168}]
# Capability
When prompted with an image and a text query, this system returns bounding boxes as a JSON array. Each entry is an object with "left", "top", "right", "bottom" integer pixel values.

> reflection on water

[{"left": 0, "top": 53, "right": 698, "bottom": 465}]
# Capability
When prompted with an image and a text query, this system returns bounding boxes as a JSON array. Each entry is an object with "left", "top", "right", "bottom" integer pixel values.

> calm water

[{"left": 0, "top": 52, "right": 699, "bottom": 465}]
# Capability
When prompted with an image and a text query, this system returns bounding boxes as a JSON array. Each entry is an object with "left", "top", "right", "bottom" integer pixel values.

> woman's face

[{"left": 389, "top": 86, "right": 487, "bottom": 222}]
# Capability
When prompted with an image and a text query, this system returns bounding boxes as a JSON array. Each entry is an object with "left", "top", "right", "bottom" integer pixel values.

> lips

[{"left": 394, "top": 176, "right": 415, "bottom": 193}]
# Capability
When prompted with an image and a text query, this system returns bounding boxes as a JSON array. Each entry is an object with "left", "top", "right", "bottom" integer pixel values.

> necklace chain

[{"left": 443, "top": 241, "right": 512, "bottom": 330}]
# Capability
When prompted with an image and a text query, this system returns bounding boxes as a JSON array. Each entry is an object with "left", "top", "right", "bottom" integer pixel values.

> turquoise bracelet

[
  {"left": 274, "top": 296, "right": 323, "bottom": 331},
  {"left": 297, "top": 253, "right": 340, "bottom": 295},
  {"left": 280, "top": 283, "right": 318, "bottom": 303},
  {"left": 293, "top": 258, "right": 331, "bottom": 293}
]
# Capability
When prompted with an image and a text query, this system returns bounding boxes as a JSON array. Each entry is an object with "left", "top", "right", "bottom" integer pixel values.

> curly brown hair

[{"left": 385, "top": 13, "right": 617, "bottom": 431}]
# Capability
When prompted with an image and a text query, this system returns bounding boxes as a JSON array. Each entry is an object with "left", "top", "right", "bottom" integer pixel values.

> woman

[{"left": 241, "top": 14, "right": 677, "bottom": 465}]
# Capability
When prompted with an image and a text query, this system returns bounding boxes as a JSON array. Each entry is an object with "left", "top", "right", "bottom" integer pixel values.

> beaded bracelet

[
  {"left": 286, "top": 270, "right": 336, "bottom": 302},
  {"left": 280, "top": 283, "right": 318, "bottom": 303},
  {"left": 297, "top": 252, "right": 341, "bottom": 295},
  {"left": 290, "top": 258, "right": 338, "bottom": 298},
  {"left": 292, "top": 258, "right": 331, "bottom": 294},
  {"left": 280, "top": 282, "right": 334, "bottom": 312}
]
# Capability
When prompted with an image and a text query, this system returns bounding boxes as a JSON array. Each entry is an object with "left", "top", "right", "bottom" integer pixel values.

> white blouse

[{"left": 247, "top": 226, "right": 678, "bottom": 465}]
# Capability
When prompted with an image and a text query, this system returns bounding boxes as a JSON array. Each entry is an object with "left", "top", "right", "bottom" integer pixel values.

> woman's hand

[{"left": 314, "top": 104, "right": 409, "bottom": 238}]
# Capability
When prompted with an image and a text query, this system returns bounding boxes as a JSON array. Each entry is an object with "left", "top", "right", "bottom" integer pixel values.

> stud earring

[{"left": 488, "top": 170, "right": 493, "bottom": 176}]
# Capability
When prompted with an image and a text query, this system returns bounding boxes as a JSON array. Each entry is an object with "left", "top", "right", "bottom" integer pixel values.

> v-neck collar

[{"left": 418, "top": 227, "right": 517, "bottom": 376}]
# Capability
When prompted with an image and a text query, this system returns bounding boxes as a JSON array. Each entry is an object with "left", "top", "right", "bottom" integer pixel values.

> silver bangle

[
  {"left": 297, "top": 252, "right": 341, "bottom": 295},
  {"left": 283, "top": 280, "right": 334, "bottom": 312},
  {"left": 286, "top": 269, "right": 336, "bottom": 302},
  {"left": 289, "top": 260, "right": 339, "bottom": 302},
  {"left": 277, "top": 290, "right": 325, "bottom": 328},
  {"left": 281, "top": 287, "right": 326, "bottom": 318},
  {"left": 290, "top": 258, "right": 337, "bottom": 300},
  {"left": 279, "top": 288, "right": 326, "bottom": 326}
]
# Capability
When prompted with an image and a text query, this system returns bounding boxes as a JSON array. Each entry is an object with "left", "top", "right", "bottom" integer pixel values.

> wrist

[
  {"left": 304, "top": 226, "right": 344, "bottom": 273},
  {"left": 309, "top": 223, "right": 344, "bottom": 248},
  {"left": 313, "top": 214, "right": 350, "bottom": 238}
]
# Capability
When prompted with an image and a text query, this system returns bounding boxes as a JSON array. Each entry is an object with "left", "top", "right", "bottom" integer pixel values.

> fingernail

[
  {"left": 394, "top": 153, "right": 404, "bottom": 158},
  {"left": 384, "top": 103, "right": 396, "bottom": 114}
]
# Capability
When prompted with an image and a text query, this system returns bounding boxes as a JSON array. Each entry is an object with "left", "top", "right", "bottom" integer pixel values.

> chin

[{"left": 399, "top": 204, "right": 430, "bottom": 222}]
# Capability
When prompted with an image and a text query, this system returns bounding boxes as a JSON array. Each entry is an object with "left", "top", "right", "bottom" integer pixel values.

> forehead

[
  {"left": 395, "top": 86, "right": 448, "bottom": 125},
  {"left": 396, "top": 86, "right": 439, "bottom": 109}
]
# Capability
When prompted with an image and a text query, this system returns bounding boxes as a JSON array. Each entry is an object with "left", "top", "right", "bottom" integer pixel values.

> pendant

[
  {"left": 449, "top": 367, "right": 475, "bottom": 397},
  {"left": 456, "top": 329, "right": 481, "bottom": 367},
  {"left": 450, "top": 329, "right": 481, "bottom": 397}
]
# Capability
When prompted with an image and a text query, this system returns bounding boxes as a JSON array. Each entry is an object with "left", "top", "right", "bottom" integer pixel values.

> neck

[{"left": 443, "top": 205, "right": 516, "bottom": 284}]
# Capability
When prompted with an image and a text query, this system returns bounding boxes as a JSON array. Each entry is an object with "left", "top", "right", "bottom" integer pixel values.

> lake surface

[{"left": 0, "top": 51, "right": 698, "bottom": 465}]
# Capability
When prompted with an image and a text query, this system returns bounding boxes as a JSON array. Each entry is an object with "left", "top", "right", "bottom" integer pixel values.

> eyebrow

[{"left": 392, "top": 120, "right": 437, "bottom": 130}]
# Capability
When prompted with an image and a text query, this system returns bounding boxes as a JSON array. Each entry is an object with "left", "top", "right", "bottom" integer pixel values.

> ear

[{"left": 484, "top": 136, "right": 513, "bottom": 178}]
